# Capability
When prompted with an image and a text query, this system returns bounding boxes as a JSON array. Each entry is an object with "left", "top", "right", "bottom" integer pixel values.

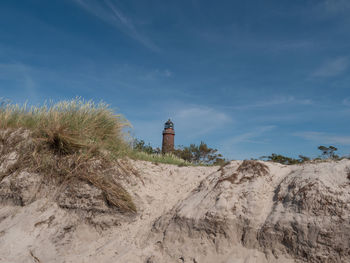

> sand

[{"left": 0, "top": 154, "right": 350, "bottom": 262}]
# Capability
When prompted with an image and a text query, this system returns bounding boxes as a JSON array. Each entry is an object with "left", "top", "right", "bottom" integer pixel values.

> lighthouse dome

[{"left": 164, "top": 119, "right": 174, "bottom": 129}]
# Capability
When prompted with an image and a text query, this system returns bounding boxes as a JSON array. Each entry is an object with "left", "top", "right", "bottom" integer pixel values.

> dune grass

[
  {"left": 0, "top": 98, "right": 137, "bottom": 212},
  {"left": 0, "top": 98, "right": 129, "bottom": 156},
  {"left": 0, "top": 98, "right": 194, "bottom": 167}
]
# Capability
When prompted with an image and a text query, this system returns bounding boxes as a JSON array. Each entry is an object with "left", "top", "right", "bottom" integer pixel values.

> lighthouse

[{"left": 162, "top": 119, "right": 175, "bottom": 154}]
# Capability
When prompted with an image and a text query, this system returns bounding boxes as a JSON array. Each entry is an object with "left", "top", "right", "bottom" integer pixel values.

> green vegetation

[
  {"left": 129, "top": 151, "right": 191, "bottom": 166},
  {"left": 318, "top": 145, "right": 339, "bottom": 160},
  {"left": 261, "top": 145, "right": 346, "bottom": 165},
  {"left": 131, "top": 139, "right": 191, "bottom": 165},
  {"left": 132, "top": 139, "right": 226, "bottom": 166},
  {"left": 132, "top": 139, "right": 161, "bottom": 154},
  {"left": 174, "top": 142, "right": 226, "bottom": 165},
  {"left": 260, "top": 154, "right": 309, "bottom": 165}
]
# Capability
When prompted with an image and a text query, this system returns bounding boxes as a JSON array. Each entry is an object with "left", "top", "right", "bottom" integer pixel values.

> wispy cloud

[
  {"left": 230, "top": 95, "right": 312, "bottom": 110},
  {"left": 196, "top": 27, "right": 314, "bottom": 53},
  {"left": 218, "top": 125, "right": 275, "bottom": 159},
  {"left": 130, "top": 104, "right": 233, "bottom": 147},
  {"left": 143, "top": 69, "right": 172, "bottom": 80},
  {"left": 343, "top": 97, "right": 350, "bottom": 106},
  {"left": 173, "top": 106, "right": 233, "bottom": 138},
  {"left": 72, "top": 0, "right": 159, "bottom": 51},
  {"left": 312, "top": 57, "right": 348, "bottom": 78},
  {"left": 294, "top": 131, "right": 350, "bottom": 145},
  {"left": 272, "top": 40, "right": 313, "bottom": 51},
  {"left": 322, "top": 0, "right": 350, "bottom": 14},
  {"left": 224, "top": 125, "right": 275, "bottom": 145}
]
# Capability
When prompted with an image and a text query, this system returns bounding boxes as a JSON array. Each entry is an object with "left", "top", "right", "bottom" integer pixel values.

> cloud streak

[
  {"left": 294, "top": 131, "right": 350, "bottom": 145},
  {"left": 322, "top": 0, "right": 350, "bottom": 14},
  {"left": 224, "top": 125, "right": 276, "bottom": 145},
  {"left": 312, "top": 57, "right": 348, "bottom": 78},
  {"left": 228, "top": 95, "right": 312, "bottom": 110},
  {"left": 173, "top": 106, "right": 233, "bottom": 138},
  {"left": 343, "top": 98, "right": 350, "bottom": 106},
  {"left": 72, "top": 0, "right": 159, "bottom": 51},
  {"left": 129, "top": 104, "right": 233, "bottom": 147}
]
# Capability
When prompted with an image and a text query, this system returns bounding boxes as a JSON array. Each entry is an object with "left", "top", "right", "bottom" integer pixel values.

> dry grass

[
  {"left": 0, "top": 99, "right": 194, "bottom": 167},
  {"left": 1, "top": 131, "right": 136, "bottom": 212},
  {"left": 217, "top": 160, "right": 269, "bottom": 185},
  {"left": 0, "top": 98, "right": 129, "bottom": 156},
  {"left": 0, "top": 99, "right": 136, "bottom": 213},
  {"left": 217, "top": 172, "right": 238, "bottom": 184},
  {"left": 237, "top": 160, "right": 269, "bottom": 177}
]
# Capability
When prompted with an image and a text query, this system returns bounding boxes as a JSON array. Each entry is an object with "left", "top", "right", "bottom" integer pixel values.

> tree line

[
  {"left": 260, "top": 145, "right": 344, "bottom": 165},
  {"left": 133, "top": 139, "right": 346, "bottom": 166},
  {"left": 132, "top": 139, "right": 226, "bottom": 165}
]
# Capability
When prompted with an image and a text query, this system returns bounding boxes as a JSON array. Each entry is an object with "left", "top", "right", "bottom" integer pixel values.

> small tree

[
  {"left": 260, "top": 154, "right": 311, "bottom": 165},
  {"left": 261, "top": 153, "right": 299, "bottom": 165},
  {"left": 133, "top": 139, "right": 160, "bottom": 154},
  {"left": 318, "top": 145, "right": 339, "bottom": 160},
  {"left": 174, "top": 141, "right": 225, "bottom": 165},
  {"left": 298, "top": 155, "right": 310, "bottom": 162}
]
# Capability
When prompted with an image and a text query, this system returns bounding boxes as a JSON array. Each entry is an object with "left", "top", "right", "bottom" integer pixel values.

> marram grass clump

[
  {"left": 0, "top": 99, "right": 136, "bottom": 212},
  {"left": 0, "top": 98, "right": 129, "bottom": 156}
]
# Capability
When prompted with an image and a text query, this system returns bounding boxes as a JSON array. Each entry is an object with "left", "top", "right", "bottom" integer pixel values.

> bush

[
  {"left": 260, "top": 154, "right": 309, "bottom": 165},
  {"left": 174, "top": 141, "right": 226, "bottom": 165},
  {"left": 318, "top": 145, "right": 339, "bottom": 160},
  {"left": 132, "top": 139, "right": 160, "bottom": 154}
]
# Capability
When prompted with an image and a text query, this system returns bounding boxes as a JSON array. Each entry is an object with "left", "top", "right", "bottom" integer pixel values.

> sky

[{"left": 0, "top": 0, "right": 350, "bottom": 160}]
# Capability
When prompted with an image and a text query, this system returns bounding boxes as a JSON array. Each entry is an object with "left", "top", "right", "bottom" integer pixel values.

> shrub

[
  {"left": 132, "top": 139, "right": 160, "bottom": 154},
  {"left": 260, "top": 154, "right": 311, "bottom": 165},
  {"left": 174, "top": 141, "right": 226, "bottom": 165},
  {"left": 318, "top": 145, "right": 339, "bottom": 160}
]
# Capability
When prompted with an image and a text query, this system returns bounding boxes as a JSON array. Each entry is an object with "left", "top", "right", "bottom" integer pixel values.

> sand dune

[{"left": 0, "top": 134, "right": 349, "bottom": 262}]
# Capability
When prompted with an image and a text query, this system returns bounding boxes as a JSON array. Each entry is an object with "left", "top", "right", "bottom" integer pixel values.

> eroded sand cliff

[{"left": 0, "top": 130, "right": 349, "bottom": 262}]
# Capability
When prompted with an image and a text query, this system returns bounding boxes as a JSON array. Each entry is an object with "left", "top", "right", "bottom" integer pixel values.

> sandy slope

[
  {"left": 151, "top": 160, "right": 350, "bottom": 262},
  {"left": 0, "top": 158, "right": 217, "bottom": 263},
  {"left": 0, "top": 151, "right": 350, "bottom": 262}
]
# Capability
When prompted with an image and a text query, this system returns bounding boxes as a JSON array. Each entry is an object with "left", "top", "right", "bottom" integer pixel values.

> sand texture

[{"left": 0, "top": 134, "right": 350, "bottom": 262}]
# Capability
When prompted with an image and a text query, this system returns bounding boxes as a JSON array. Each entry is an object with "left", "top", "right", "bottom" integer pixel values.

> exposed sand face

[
  {"left": 151, "top": 160, "right": 350, "bottom": 263},
  {"left": 85, "top": 161, "right": 218, "bottom": 263},
  {"left": 0, "top": 158, "right": 217, "bottom": 263},
  {"left": 0, "top": 153, "right": 350, "bottom": 262}
]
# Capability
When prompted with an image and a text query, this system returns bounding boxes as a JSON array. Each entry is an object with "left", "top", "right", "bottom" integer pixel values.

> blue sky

[{"left": 1, "top": 0, "right": 350, "bottom": 159}]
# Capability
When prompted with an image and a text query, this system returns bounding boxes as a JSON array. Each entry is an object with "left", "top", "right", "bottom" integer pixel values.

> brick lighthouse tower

[{"left": 162, "top": 119, "right": 175, "bottom": 154}]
